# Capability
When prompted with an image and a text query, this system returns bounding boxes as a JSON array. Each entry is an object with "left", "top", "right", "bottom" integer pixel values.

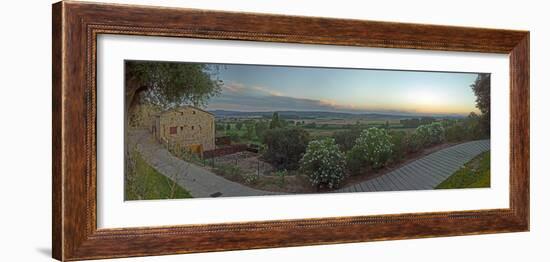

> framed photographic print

[{"left": 52, "top": 1, "right": 529, "bottom": 261}]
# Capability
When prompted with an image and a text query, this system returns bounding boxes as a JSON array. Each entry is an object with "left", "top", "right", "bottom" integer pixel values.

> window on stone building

[
  {"left": 191, "top": 125, "right": 194, "bottom": 130},
  {"left": 169, "top": 126, "right": 177, "bottom": 134}
]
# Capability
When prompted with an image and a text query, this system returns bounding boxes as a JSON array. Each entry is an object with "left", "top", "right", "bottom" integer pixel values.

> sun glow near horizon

[{"left": 209, "top": 64, "right": 482, "bottom": 116}]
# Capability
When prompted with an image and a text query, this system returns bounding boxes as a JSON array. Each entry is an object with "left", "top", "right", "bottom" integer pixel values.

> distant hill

[{"left": 208, "top": 110, "right": 465, "bottom": 120}]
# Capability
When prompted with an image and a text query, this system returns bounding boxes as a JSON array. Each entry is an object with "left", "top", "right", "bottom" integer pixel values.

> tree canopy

[
  {"left": 125, "top": 61, "right": 223, "bottom": 112},
  {"left": 471, "top": 73, "right": 490, "bottom": 136},
  {"left": 269, "top": 112, "right": 282, "bottom": 129},
  {"left": 262, "top": 127, "right": 310, "bottom": 170}
]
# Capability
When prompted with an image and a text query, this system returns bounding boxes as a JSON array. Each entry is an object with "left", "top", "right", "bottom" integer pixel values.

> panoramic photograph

[{"left": 124, "top": 60, "right": 491, "bottom": 200}]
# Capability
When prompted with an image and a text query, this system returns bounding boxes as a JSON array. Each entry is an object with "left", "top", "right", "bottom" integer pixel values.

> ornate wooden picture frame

[{"left": 52, "top": 1, "right": 529, "bottom": 261}]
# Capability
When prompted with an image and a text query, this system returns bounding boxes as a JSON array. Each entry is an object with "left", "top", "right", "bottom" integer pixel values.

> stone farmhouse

[{"left": 152, "top": 106, "right": 215, "bottom": 155}]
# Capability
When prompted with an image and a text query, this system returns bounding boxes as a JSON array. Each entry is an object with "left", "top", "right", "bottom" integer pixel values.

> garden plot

[{"left": 213, "top": 151, "right": 275, "bottom": 176}]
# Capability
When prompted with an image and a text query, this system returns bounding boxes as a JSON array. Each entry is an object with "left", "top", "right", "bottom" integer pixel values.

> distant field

[
  {"left": 216, "top": 117, "right": 417, "bottom": 140},
  {"left": 298, "top": 118, "right": 402, "bottom": 126},
  {"left": 304, "top": 128, "right": 346, "bottom": 138},
  {"left": 217, "top": 118, "right": 405, "bottom": 128}
]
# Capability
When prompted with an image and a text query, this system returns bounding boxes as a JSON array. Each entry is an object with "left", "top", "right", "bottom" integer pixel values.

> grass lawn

[
  {"left": 436, "top": 151, "right": 490, "bottom": 189},
  {"left": 125, "top": 152, "right": 193, "bottom": 200}
]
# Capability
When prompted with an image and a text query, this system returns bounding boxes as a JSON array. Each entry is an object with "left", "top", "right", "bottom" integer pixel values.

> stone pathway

[
  {"left": 128, "top": 129, "right": 277, "bottom": 198},
  {"left": 336, "top": 139, "right": 490, "bottom": 193}
]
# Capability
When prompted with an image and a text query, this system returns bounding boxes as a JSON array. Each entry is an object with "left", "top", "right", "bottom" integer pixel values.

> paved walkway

[
  {"left": 128, "top": 129, "right": 277, "bottom": 198},
  {"left": 336, "top": 139, "right": 490, "bottom": 193}
]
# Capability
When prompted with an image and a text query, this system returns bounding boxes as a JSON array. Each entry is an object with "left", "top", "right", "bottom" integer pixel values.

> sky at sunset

[{"left": 205, "top": 63, "right": 482, "bottom": 116}]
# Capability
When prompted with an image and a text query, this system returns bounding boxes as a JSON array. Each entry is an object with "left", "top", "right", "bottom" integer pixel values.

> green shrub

[
  {"left": 226, "top": 129, "right": 241, "bottom": 143},
  {"left": 269, "top": 112, "right": 283, "bottom": 129},
  {"left": 347, "top": 127, "right": 393, "bottom": 175},
  {"left": 443, "top": 114, "right": 488, "bottom": 142},
  {"left": 444, "top": 123, "right": 468, "bottom": 142},
  {"left": 254, "top": 121, "right": 269, "bottom": 140},
  {"left": 274, "top": 169, "right": 288, "bottom": 187},
  {"left": 300, "top": 138, "right": 346, "bottom": 189},
  {"left": 243, "top": 173, "right": 258, "bottom": 185},
  {"left": 408, "top": 133, "right": 423, "bottom": 152},
  {"left": 414, "top": 122, "right": 445, "bottom": 147},
  {"left": 464, "top": 112, "right": 486, "bottom": 140},
  {"left": 388, "top": 130, "right": 409, "bottom": 162},
  {"left": 333, "top": 128, "right": 362, "bottom": 151},
  {"left": 263, "top": 127, "right": 310, "bottom": 170},
  {"left": 346, "top": 147, "right": 365, "bottom": 175},
  {"left": 244, "top": 123, "right": 255, "bottom": 140}
]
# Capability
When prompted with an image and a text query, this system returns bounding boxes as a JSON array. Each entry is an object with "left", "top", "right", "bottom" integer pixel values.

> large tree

[
  {"left": 269, "top": 112, "right": 282, "bottom": 129},
  {"left": 262, "top": 127, "right": 310, "bottom": 170},
  {"left": 470, "top": 73, "right": 491, "bottom": 136},
  {"left": 125, "top": 61, "right": 223, "bottom": 113}
]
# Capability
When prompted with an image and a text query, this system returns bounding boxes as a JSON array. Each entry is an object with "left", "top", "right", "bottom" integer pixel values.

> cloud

[
  {"left": 210, "top": 81, "right": 453, "bottom": 116},
  {"left": 251, "top": 86, "right": 283, "bottom": 96},
  {"left": 221, "top": 82, "right": 283, "bottom": 97},
  {"left": 210, "top": 81, "right": 354, "bottom": 112}
]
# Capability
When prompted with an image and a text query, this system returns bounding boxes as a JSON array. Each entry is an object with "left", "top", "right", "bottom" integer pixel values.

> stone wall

[
  {"left": 154, "top": 106, "right": 215, "bottom": 152},
  {"left": 128, "top": 104, "right": 161, "bottom": 128}
]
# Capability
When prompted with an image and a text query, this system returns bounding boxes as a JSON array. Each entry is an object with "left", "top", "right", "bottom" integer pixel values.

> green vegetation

[
  {"left": 471, "top": 73, "right": 491, "bottom": 136},
  {"left": 300, "top": 138, "right": 346, "bottom": 189},
  {"left": 254, "top": 121, "right": 269, "bottom": 141},
  {"left": 333, "top": 128, "right": 362, "bottom": 151},
  {"left": 263, "top": 127, "right": 310, "bottom": 170},
  {"left": 274, "top": 169, "right": 288, "bottom": 187},
  {"left": 347, "top": 128, "right": 393, "bottom": 175},
  {"left": 125, "top": 151, "right": 192, "bottom": 200},
  {"left": 399, "top": 117, "right": 436, "bottom": 128},
  {"left": 443, "top": 113, "right": 487, "bottom": 142},
  {"left": 125, "top": 61, "right": 222, "bottom": 115},
  {"left": 211, "top": 110, "right": 489, "bottom": 191},
  {"left": 216, "top": 108, "right": 487, "bottom": 187},
  {"left": 413, "top": 122, "right": 445, "bottom": 148},
  {"left": 436, "top": 152, "right": 490, "bottom": 189},
  {"left": 211, "top": 163, "right": 260, "bottom": 186},
  {"left": 212, "top": 163, "right": 243, "bottom": 181},
  {"left": 388, "top": 130, "right": 410, "bottom": 162},
  {"left": 269, "top": 112, "right": 283, "bottom": 129}
]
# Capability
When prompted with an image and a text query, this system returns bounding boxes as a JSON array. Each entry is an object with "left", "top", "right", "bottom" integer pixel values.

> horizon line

[{"left": 205, "top": 108, "right": 470, "bottom": 118}]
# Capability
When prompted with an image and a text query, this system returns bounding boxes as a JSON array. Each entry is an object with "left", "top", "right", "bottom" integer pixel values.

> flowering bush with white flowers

[
  {"left": 347, "top": 128, "right": 393, "bottom": 174},
  {"left": 300, "top": 138, "right": 346, "bottom": 189},
  {"left": 414, "top": 122, "right": 445, "bottom": 147}
]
